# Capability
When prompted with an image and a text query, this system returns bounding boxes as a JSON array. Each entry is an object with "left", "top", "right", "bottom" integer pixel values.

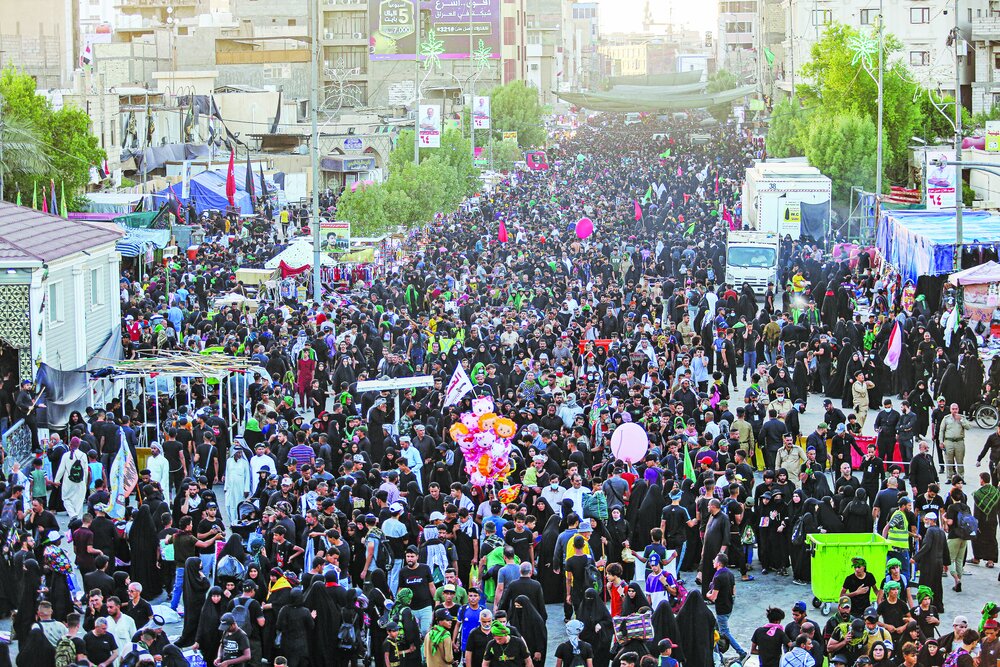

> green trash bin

[{"left": 806, "top": 533, "right": 891, "bottom": 615}]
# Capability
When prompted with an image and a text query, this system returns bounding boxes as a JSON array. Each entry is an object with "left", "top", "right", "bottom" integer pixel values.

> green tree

[
  {"left": 0, "top": 66, "right": 105, "bottom": 205},
  {"left": 797, "top": 24, "right": 921, "bottom": 188},
  {"left": 914, "top": 91, "right": 972, "bottom": 144},
  {"left": 389, "top": 128, "right": 477, "bottom": 197},
  {"left": 335, "top": 182, "right": 413, "bottom": 236},
  {"left": 486, "top": 81, "right": 544, "bottom": 147},
  {"left": 766, "top": 99, "right": 809, "bottom": 157},
  {"left": 489, "top": 138, "right": 522, "bottom": 172},
  {"left": 805, "top": 113, "right": 877, "bottom": 201}
]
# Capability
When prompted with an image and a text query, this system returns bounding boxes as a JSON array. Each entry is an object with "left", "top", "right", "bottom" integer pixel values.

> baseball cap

[
  {"left": 389, "top": 502, "right": 404, "bottom": 513},
  {"left": 442, "top": 584, "right": 457, "bottom": 593},
  {"left": 353, "top": 454, "right": 366, "bottom": 463},
  {"left": 792, "top": 601, "right": 807, "bottom": 613},
  {"left": 428, "top": 511, "right": 446, "bottom": 522},
  {"left": 219, "top": 612, "right": 237, "bottom": 630}
]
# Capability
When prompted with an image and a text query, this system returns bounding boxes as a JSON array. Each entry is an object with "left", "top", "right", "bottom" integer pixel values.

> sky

[{"left": 597, "top": 0, "right": 716, "bottom": 36}]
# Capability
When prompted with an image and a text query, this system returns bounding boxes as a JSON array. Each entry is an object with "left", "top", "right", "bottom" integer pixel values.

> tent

[
  {"left": 157, "top": 166, "right": 268, "bottom": 215},
  {"left": 556, "top": 85, "right": 756, "bottom": 112},
  {"left": 85, "top": 192, "right": 144, "bottom": 214},
  {"left": 950, "top": 260, "right": 1000, "bottom": 285},
  {"left": 264, "top": 239, "right": 337, "bottom": 270},
  {"left": 875, "top": 209, "right": 1000, "bottom": 283}
]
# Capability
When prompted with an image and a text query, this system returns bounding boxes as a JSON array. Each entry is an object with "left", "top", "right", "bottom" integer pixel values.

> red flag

[
  {"left": 714, "top": 173, "right": 719, "bottom": 195},
  {"left": 683, "top": 193, "right": 690, "bottom": 205},
  {"left": 677, "top": 166, "right": 682, "bottom": 177},
  {"left": 42, "top": 193, "right": 48, "bottom": 214},
  {"left": 634, "top": 200, "right": 642, "bottom": 221},
  {"left": 498, "top": 220, "right": 508, "bottom": 243},
  {"left": 723, "top": 204, "right": 736, "bottom": 230},
  {"left": 225, "top": 150, "right": 236, "bottom": 207}
]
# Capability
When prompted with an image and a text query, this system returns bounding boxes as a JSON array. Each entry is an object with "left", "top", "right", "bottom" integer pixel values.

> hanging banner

[
  {"left": 181, "top": 161, "right": 192, "bottom": 200},
  {"left": 779, "top": 201, "right": 801, "bottom": 237},
  {"left": 418, "top": 104, "right": 441, "bottom": 147},
  {"left": 370, "top": 0, "right": 501, "bottom": 61},
  {"left": 473, "top": 95, "right": 491, "bottom": 129},
  {"left": 320, "top": 220, "right": 352, "bottom": 254},
  {"left": 925, "top": 149, "right": 957, "bottom": 209}
]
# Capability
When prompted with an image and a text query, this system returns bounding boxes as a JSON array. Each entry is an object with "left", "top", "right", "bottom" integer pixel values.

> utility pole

[
  {"left": 875, "top": 0, "right": 884, "bottom": 198},
  {"left": 954, "top": 0, "right": 964, "bottom": 273},
  {"left": 311, "top": 0, "right": 322, "bottom": 302},
  {"left": 414, "top": 2, "right": 421, "bottom": 165},
  {"left": 788, "top": 1, "right": 795, "bottom": 99},
  {"left": 469, "top": 0, "right": 475, "bottom": 166}
]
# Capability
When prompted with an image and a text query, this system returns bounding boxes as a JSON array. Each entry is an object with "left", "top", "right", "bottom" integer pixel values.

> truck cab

[{"left": 725, "top": 231, "right": 779, "bottom": 295}]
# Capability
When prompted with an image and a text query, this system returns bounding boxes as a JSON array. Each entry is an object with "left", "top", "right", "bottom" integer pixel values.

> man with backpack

[
  {"left": 228, "top": 580, "right": 265, "bottom": 666},
  {"left": 53, "top": 436, "right": 90, "bottom": 520},
  {"left": 944, "top": 488, "right": 977, "bottom": 593}
]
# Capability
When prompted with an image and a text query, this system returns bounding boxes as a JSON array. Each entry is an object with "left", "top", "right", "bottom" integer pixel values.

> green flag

[
  {"left": 659, "top": 148, "right": 671, "bottom": 159},
  {"left": 60, "top": 182, "right": 68, "bottom": 218},
  {"left": 32, "top": 182, "right": 37, "bottom": 210},
  {"left": 16, "top": 190, "right": 21, "bottom": 206},
  {"left": 642, "top": 185, "right": 652, "bottom": 204},
  {"left": 683, "top": 441, "right": 696, "bottom": 482},
  {"left": 764, "top": 47, "right": 775, "bottom": 67}
]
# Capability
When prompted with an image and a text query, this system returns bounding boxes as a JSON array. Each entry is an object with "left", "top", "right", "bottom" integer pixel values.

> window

[
  {"left": 994, "top": 52, "right": 1000, "bottom": 70},
  {"left": 812, "top": 9, "right": 831, "bottom": 25},
  {"left": 725, "top": 21, "right": 753, "bottom": 33},
  {"left": 90, "top": 267, "right": 104, "bottom": 307},
  {"left": 859, "top": 9, "right": 874, "bottom": 25},
  {"left": 48, "top": 282, "right": 63, "bottom": 324},
  {"left": 910, "top": 51, "right": 930, "bottom": 66},
  {"left": 910, "top": 7, "right": 929, "bottom": 23}
]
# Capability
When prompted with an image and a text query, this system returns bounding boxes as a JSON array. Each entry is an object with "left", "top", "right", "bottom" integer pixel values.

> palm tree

[{"left": 0, "top": 111, "right": 52, "bottom": 201}]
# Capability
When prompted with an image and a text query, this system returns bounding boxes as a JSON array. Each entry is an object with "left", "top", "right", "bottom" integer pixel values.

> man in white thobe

[
  {"left": 223, "top": 447, "right": 252, "bottom": 525},
  {"left": 146, "top": 442, "right": 170, "bottom": 499},
  {"left": 53, "top": 436, "right": 90, "bottom": 520}
]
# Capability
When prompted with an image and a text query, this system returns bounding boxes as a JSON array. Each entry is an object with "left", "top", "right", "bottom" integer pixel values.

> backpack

[
  {"left": 954, "top": 511, "right": 979, "bottom": 539},
  {"left": 0, "top": 499, "right": 18, "bottom": 529},
  {"left": 582, "top": 491, "right": 608, "bottom": 521},
  {"left": 790, "top": 515, "right": 807, "bottom": 547},
  {"left": 230, "top": 597, "right": 253, "bottom": 634},
  {"left": 369, "top": 529, "right": 392, "bottom": 573},
  {"left": 54, "top": 636, "right": 76, "bottom": 667},
  {"left": 338, "top": 620, "right": 358, "bottom": 653},
  {"left": 584, "top": 561, "right": 603, "bottom": 594},
  {"left": 68, "top": 459, "right": 85, "bottom": 484}
]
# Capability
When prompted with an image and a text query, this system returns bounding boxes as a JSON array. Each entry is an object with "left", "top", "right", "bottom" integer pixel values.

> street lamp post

[
  {"left": 954, "top": 0, "right": 964, "bottom": 273},
  {"left": 311, "top": 0, "right": 322, "bottom": 302}
]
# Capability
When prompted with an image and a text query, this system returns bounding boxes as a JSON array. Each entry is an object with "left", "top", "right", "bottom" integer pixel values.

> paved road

[{"left": 5, "top": 378, "right": 998, "bottom": 665}]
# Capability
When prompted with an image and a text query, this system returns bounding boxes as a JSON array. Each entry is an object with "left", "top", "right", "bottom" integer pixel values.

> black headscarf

[
  {"left": 675, "top": 590, "right": 717, "bottom": 667},
  {"left": 13, "top": 558, "right": 41, "bottom": 641},
  {"left": 576, "top": 587, "right": 614, "bottom": 657},
  {"left": 620, "top": 582, "right": 647, "bottom": 617},
  {"left": 196, "top": 586, "right": 225, "bottom": 663},
  {"left": 631, "top": 483, "right": 665, "bottom": 549},
  {"left": 179, "top": 556, "right": 209, "bottom": 647}
]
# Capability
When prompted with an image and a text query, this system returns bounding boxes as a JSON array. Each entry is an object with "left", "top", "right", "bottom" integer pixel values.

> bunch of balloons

[{"left": 448, "top": 396, "right": 518, "bottom": 487}]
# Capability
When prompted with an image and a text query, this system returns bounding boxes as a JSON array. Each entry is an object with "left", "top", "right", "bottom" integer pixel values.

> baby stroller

[{"left": 230, "top": 499, "right": 260, "bottom": 543}]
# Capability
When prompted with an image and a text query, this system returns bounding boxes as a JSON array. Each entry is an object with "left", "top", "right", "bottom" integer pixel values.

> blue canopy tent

[
  {"left": 875, "top": 209, "right": 1000, "bottom": 283},
  {"left": 156, "top": 167, "right": 268, "bottom": 215}
]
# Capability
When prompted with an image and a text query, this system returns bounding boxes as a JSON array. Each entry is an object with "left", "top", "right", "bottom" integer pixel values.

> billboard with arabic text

[{"left": 370, "top": 0, "right": 502, "bottom": 61}]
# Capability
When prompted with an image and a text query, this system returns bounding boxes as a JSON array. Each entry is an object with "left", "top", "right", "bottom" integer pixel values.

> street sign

[
  {"left": 357, "top": 376, "right": 435, "bottom": 392},
  {"left": 503, "top": 131, "right": 518, "bottom": 142}
]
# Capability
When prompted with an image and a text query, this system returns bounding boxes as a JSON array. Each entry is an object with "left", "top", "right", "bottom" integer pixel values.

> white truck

[{"left": 727, "top": 163, "right": 832, "bottom": 294}]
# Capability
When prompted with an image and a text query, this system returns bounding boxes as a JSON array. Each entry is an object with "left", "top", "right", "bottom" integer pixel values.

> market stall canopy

[
  {"left": 876, "top": 209, "right": 1000, "bottom": 283},
  {"left": 950, "top": 260, "right": 1000, "bottom": 285},
  {"left": 158, "top": 167, "right": 264, "bottom": 215},
  {"left": 555, "top": 85, "right": 756, "bottom": 113},
  {"left": 264, "top": 239, "right": 337, "bottom": 270},
  {"left": 85, "top": 192, "right": 144, "bottom": 214}
]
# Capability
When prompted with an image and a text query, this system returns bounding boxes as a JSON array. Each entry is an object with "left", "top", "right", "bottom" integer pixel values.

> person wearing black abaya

[
  {"left": 577, "top": 588, "right": 615, "bottom": 667},
  {"left": 537, "top": 514, "right": 564, "bottom": 604},
  {"left": 675, "top": 590, "right": 717, "bottom": 667},
  {"left": 13, "top": 558, "right": 41, "bottom": 642},
  {"left": 129, "top": 505, "right": 160, "bottom": 597},
  {"left": 178, "top": 556, "right": 209, "bottom": 647},
  {"left": 619, "top": 582, "right": 647, "bottom": 617},
  {"left": 651, "top": 598, "right": 686, "bottom": 664},
  {"left": 365, "top": 568, "right": 391, "bottom": 666},
  {"left": 275, "top": 588, "right": 314, "bottom": 667},
  {"left": 196, "top": 586, "right": 226, "bottom": 664},
  {"left": 606, "top": 505, "right": 633, "bottom": 581},
  {"left": 509, "top": 594, "right": 548, "bottom": 667},
  {"left": 304, "top": 573, "right": 346, "bottom": 667},
  {"left": 630, "top": 483, "right": 664, "bottom": 550},
  {"left": 843, "top": 488, "right": 873, "bottom": 533},
  {"left": 815, "top": 496, "right": 845, "bottom": 533},
  {"left": 15, "top": 616, "right": 58, "bottom": 667}
]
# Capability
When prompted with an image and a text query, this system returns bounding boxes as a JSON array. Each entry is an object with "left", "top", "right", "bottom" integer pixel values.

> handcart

[{"left": 806, "top": 533, "right": 890, "bottom": 615}]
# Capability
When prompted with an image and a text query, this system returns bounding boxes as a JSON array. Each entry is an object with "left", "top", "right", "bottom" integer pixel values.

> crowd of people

[{"left": 1, "top": 112, "right": 999, "bottom": 667}]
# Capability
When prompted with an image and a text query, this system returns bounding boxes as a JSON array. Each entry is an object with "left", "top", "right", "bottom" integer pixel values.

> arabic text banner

[{"left": 371, "top": 0, "right": 502, "bottom": 61}]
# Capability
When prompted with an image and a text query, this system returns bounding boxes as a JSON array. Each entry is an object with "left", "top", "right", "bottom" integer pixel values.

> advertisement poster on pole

[
  {"left": 925, "top": 150, "right": 957, "bottom": 209},
  {"left": 418, "top": 104, "right": 441, "bottom": 147},
  {"left": 320, "top": 220, "right": 352, "bottom": 254},
  {"left": 987, "top": 122, "right": 1000, "bottom": 152},
  {"left": 181, "top": 161, "right": 192, "bottom": 199},
  {"left": 473, "top": 96, "right": 491, "bottom": 129}
]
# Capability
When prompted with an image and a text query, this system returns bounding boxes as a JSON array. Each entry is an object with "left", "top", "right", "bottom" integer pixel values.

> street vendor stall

[
  {"left": 875, "top": 209, "right": 1000, "bottom": 282},
  {"left": 950, "top": 260, "right": 1000, "bottom": 332}
]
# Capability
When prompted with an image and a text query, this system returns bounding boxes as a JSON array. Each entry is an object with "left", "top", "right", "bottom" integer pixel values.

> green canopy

[
  {"left": 555, "top": 85, "right": 757, "bottom": 113},
  {"left": 114, "top": 210, "right": 167, "bottom": 229},
  {"left": 607, "top": 70, "right": 704, "bottom": 87}
]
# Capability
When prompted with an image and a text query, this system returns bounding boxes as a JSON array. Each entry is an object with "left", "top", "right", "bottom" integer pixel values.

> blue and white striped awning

[{"left": 115, "top": 239, "right": 145, "bottom": 257}]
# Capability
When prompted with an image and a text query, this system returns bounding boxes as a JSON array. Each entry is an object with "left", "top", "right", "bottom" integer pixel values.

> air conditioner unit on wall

[{"left": 353, "top": 32, "right": 364, "bottom": 39}]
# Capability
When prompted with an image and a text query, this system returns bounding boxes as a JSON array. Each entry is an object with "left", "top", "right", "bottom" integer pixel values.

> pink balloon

[
  {"left": 575, "top": 217, "right": 594, "bottom": 239},
  {"left": 610, "top": 423, "right": 649, "bottom": 463}
]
